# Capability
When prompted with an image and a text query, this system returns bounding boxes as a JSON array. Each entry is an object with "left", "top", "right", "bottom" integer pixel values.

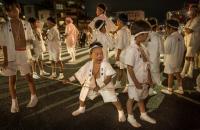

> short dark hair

[
  {"left": 47, "top": 17, "right": 56, "bottom": 24},
  {"left": 130, "top": 20, "right": 151, "bottom": 35},
  {"left": 97, "top": 3, "right": 107, "bottom": 13},
  {"left": 4, "top": 0, "right": 20, "bottom": 12},
  {"left": 94, "top": 19, "right": 105, "bottom": 30},
  {"left": 28, "top": 17, "right": 37, "bottom": 24}
]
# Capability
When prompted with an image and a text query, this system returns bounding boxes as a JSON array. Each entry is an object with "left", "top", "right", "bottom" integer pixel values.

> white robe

[
  {"left": 91, "top": 31, "right": 114, "bottom": 60},
  {"left": 125, "top": 38, "right": 150, "bottom": 101},
  {"left": 145, "top": 31, "right": 164, "bottom": 84},
  {"left": 164, "top": 31, "right": 185, "bottom": 74},
  {"left": 46, "top": 26, "right": 61, "bottom": 61},
  {"left": 88, "top": 14, "right": 117, "bottom": 33},
  {"left": 65, "top": 23, "right": 79, "bottom": 53},
  {"left": 115, "top": 26, "right": 131, "bottom": 65},
  {"left": 184, "top": 16, "right": 200, "bottom": 57},
  {"left": 0, "top": 19, "right": 35, "bottom": 62},
  {"left": 74, "top": 60, "right": 117, "bottom": 102}
]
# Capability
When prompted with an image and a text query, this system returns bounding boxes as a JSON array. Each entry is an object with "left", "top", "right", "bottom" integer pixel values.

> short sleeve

[
  {"left": 0, "top": 25, "right": 6, "bottom": 46},
  {"left": 105, "top": 62, "right": 116, "bottom": 76},
  {"left": 75, "top": 62, "right": 90, "bottom": 84},
  {"left": 124, "top": 46, "right": 136, "bottom": 67}
]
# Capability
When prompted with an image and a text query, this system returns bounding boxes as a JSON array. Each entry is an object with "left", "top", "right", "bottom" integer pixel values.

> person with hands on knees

[
  {"left": 63, "top": 42, "right": 126, "bottom": 122},
  {"left": 124, "top": 20, "right": 156, "bottom": 128}
]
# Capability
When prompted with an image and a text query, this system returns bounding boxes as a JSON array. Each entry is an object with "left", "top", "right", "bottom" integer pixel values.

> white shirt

[
  {"left": 115, "top": 26, "right": 131, "bottom": 62},
  {"left": 164, "top": 31, "right": 185, "bottom": 69},
  {"left": 0, "top": 19, "right": 35, "bottom": 62},
  {"left": 145, "top": 31, "right": 164, "bottom": 72},
  {"left": 75, "top": 60, "right": 116, "bottom": 89},
  {"left": 88, "top": 14, "right": 117, "bottom": 32},
  {"left": 46, "top": 25, "right": 61, "bottom": 53},
  {"left": 91, "top": 30, "right": 114, "bottom": 59},
  {"left": 125, "top": 38, "right": 150, "bottom": 85}
]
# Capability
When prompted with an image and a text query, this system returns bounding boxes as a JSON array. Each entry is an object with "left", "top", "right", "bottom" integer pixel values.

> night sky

[{"left": 85, "top": 0, "right": 187, "bottom": 22}]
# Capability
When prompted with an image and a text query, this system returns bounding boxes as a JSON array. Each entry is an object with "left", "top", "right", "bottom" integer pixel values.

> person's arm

[
  {"left": 127, "top": 65, "right": 142, "bottom": 89},
  {"left": 62, "top": 75, "right": 77, "bottom": 84},
  {"left": 2, "top": 46, "right": 8, "bottom": 68}
]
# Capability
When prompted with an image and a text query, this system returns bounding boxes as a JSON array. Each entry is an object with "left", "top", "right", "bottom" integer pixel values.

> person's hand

[
  {"left": 62, "top": 79, "right": 70, "bottom": 84},
  {"left": 93, "top": 86, "right": 100, "bottom": 92},
  {"left": 135, "top": 81, "right": 143, "bottom": 89},
  {"left": 184, "top": 28, "right": 193, "bottom": 34},
  {"left": 2, "top": 60, "right": 8, "bottom": 69}
]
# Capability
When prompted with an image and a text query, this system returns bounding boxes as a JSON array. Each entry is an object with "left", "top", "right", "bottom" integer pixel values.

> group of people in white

[{"left": 0, "top": 0, "right": 200, "bottom": 128}]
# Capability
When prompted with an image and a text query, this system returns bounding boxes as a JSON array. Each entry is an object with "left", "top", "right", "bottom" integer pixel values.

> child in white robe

[
  {"left": 63, "top": 42, "right": 126, "bottom": 122},
  {"left": 88, "top": 3, "right": 117, "bottom": 33},
  {"left": 91, "top": 19, "right": 114, "bottom": 60},
  {"left": 0, "top": 1, "right": 38, "bottom": 113},
  {"left": 145, "top": 18, "right": 164, "bottom": 94},
  {"left": 125, "top": 20, "right": 156, "bottom": 128},
  {"left": 65, "top": 17, "right": 79, "bottom": 62},
  {"left": 181, "top": 6, "right": 200, "bottom": 78},
  {"left": 46, "top": 17, "right": 64, "bottom": 80},
  {"left": 114, "top": 13, "right": 131, "bottom": 93},
  {"left": 28, "top": 17, "right": 50, "bottom": 79},
  {"left": 161, "top": 19, "right": 185, "bottom": 95}
]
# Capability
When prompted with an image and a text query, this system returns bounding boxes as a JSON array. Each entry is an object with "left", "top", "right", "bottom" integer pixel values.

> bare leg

[
  {"left": 9, "top": 75, "right": 17, "bottom": 99},
  {"left": 25, "top": 73, "right": 36, "bottom": 95}
]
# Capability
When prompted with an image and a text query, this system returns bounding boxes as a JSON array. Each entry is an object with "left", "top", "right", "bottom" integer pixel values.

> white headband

[
  {"left": 134, "top": 31, "right": 149, "bottom": 37},
  {"left": 89, "top": 44, "right": 102, "bottom": 52}
]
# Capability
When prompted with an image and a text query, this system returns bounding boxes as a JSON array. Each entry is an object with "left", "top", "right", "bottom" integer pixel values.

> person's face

[
  {"left": 96, "top": 7, "right": 104, "bottom": 16},
  {"left": 65, "top": 19, "right": 70, "bottom": 25},
  {"left": 165, "top": 26, "right": 172, "bottom": 35},
  {"left": 100, "top": 26, "right": 106, "bottom": 33},
  {"left": 116, "top": 19, "right": 122, "bottom": 27},
  {"left": 47, "top": 20, "right": 54, "bottom": 28},
  {"left": 90, "top": 47, "right": 104, "bottom": 64},
  {"left": 6, "top": 5, "right": 20, "bottom": 19},
  {"left": 188, "top": 8, "right": 197, "bottom": 18},
  {"left": 135, "top": 33, "right": 149, "bottom": 44}
]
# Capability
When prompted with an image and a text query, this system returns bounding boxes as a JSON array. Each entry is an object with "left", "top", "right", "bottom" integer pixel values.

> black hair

[
  {"left": 4, "top": 0, "right": 20, "bottom": 12},
  {"left": 97, "top": 3, "right": 107, "bottom": 13},
  {"left": 47, "top": 17, "right": 56, "bottom": 24},
  {"left": 130, "top": 20, "right": 151, "bottom": 35},
  {"left": 94, "top": 19, "right": 105, "bottom": 30},
  {"left": 117, "top": 13, "right": 128, "bottom": 24},
  {"left": 89, "top": 42, "right": 103, "bottom": 54},
  {"left": 28, "top": 17, "right": 37, "bottom": 24},
  {"left": 166, "top": 19, "right": 179, "bottom": 31}
]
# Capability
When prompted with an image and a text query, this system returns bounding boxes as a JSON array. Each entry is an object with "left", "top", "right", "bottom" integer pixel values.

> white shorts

[
  {"left": 49, "top": 51, "right": 61, "bottom": 62},
  {"left": 128, "top": 84, "right": 149, "bottom": 101},
  {"left": 79, "top": 87, "right": 118, "bottom": 103},
  {"left": 164, "top": 64, "right": 181, "bottom": 74},
  {"left": 1, "top": 51, "right": 31, "bottom": 76},
  {"left": 186, "top": 47, "right": 195, "bottom": 57}
]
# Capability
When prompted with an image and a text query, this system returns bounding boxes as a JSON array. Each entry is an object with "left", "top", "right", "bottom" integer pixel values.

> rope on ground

[
  {"left": 174, "top": 93, "right": 200, "bottom": 105},
  {"left": 43, "top": 63, "right": 81, "bottom": 70}
]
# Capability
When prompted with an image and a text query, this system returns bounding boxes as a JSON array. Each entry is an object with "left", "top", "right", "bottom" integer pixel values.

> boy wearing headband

[
  {"left": 161, "top": 19, "right": 185, "bottom": 95},
  {"left": 91, "top": 19, "right": 114, "bottom": 60},
  {"left": 63, "top": 42, "right": 126, "bottom": 122},
  {"left": 115, "top": 13, "right": 131, "bottom": 93},
  {"left": 124, "top": 20, "right": 156, "bottom": 128},
  {"left": 88, "top": 3, "right": 117, "bottom": 33}
]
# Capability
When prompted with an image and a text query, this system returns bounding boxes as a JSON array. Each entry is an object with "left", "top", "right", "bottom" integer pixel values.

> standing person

[
  {"left": 46, "top": 17, "right": 64, "bottom": 80},
  {"left": 114, "top": 13, "right": 131, "bottom": 93},
  {"left": 0, "top": 0, "right": 38, "bottom": 113},
  {"left": 91, "top": 19, "right": 114, "bottom": 61},
  {"left": 181, "top": 5, "right": 200, "bottom": 78},
  {"left": 79, "top": 28, "right": 87, "bottom": 48},
  {"left": 125, "top": 20, "right": 156, "bottom": 128},
  {"left": 145, "top": 18, "right": 164, "bottom": 94},
  {"left": 63, "top": 42, "right": 126, "bottom": 122},
  {"left": 88, "top": 3, "right": 117, "bottom": 33},
  {"left": 161, "top": 19, "right": 185, "bottom": 95},
  {"left": 28, "top": 17, "right": 50, "bottom": 79},
  {"left": 65, "top": 17, "right": 79, "bottom": 63}
]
